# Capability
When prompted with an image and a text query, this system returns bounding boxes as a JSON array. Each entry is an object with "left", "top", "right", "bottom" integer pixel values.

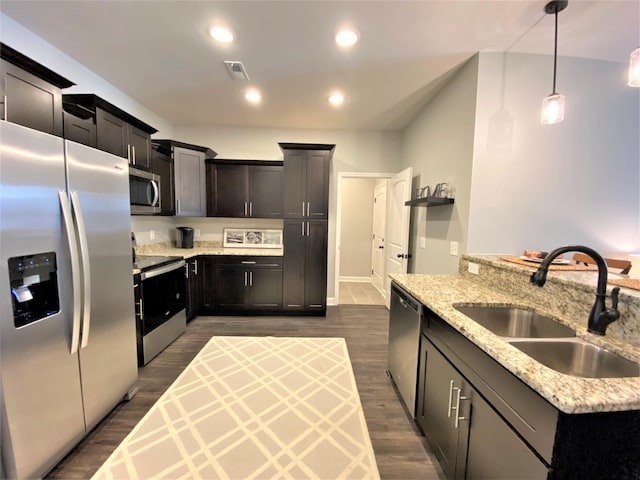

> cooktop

[{"left": 133, "top": 255, "right": 183, "bottom": 272}]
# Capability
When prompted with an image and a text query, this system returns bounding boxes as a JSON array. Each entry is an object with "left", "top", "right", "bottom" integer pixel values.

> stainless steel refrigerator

[{"left": 0, "top": 120, "right": 138, "bottom": 479}]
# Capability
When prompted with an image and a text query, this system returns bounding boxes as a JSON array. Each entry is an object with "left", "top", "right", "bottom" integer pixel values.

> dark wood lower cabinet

[
  {"left": 283, "top": 220, "right": 328, "bottom": 313},
  {"left": 214, "top": 256, "right": 283, "bottom": 313}
]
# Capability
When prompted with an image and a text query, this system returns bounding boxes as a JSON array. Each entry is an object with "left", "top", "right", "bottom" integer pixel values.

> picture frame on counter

[{"left": 223, "top": 228, "right": 283, "bottom": 248}]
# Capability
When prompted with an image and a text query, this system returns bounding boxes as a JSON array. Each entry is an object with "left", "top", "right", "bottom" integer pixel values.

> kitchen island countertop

[{"left": 390, "top": 272, "right": 640, "bottom": 415}]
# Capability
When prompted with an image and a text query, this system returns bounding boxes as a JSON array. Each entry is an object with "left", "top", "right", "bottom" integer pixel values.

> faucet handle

[{"left": 611, "top": 286, "right": 620, "bottom": 310}]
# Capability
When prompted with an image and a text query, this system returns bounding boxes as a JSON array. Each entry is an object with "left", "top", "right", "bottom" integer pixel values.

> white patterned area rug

[{"left": 92, "top": 336, "right": 380, "bottom": 480}]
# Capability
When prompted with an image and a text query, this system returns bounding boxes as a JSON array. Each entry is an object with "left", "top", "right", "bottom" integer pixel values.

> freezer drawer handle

[
  {"left": 59, "top": 191, "right": 82, "bottom": 354},
  {"left": 71, "top": 190, "right": 92, "bottom": 349},
  {"left": 141, "top": 260, "right": 186, "bottom": 280}
]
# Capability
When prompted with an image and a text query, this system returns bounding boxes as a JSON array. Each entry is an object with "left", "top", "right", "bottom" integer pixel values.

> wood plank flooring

[{"left": 47, "top": 305, "right": 444, "bottom": 479}]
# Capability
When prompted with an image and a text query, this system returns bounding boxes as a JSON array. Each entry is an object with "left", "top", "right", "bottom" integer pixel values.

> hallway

[{"left": 339, "top": 281, "right": 386, "bottom": 305}]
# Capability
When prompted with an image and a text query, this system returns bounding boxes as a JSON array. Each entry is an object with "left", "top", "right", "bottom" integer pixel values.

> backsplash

[{"left": 460, "top": 255, "right": 640, "bottom": 349}]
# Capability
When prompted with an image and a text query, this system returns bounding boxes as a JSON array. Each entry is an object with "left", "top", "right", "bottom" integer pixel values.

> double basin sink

[{"left": 454, "top": 305, "right": 640, "bottom": 378}]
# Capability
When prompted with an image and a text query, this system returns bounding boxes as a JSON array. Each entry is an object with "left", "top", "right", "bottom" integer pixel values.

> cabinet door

[
  {"left": 200, "top": 257, "right": 216, "bottom": 311},
  {"left": 249, "top": 165, "right": 283, "bottom": 218},
  {"left": 215, "top": 267, "right": 247, "bottom": 310},
  {"left": 283, "top": 152, "right": 306, "bottom": 218},
  {"left": 207, "top": 164, "right": 247, "bottom": 217},
  {"left": 128, "top": 124, "right": 151, "bottom": 171},
  {"left": 174, "top": 146, "right": 206, "bottom": 216},
  {"left": 305, "top": 151, "right": 330, "bottom": 219},
  {"left": 304, "top": 220, "right": 328, "bottom": 310},
  {"left": 420, "top": 339, "right": 469, "bottom": 480},
  {"left": 152, "top": 147, "right": 174, "bottom": 216},
  {"left": 283, "top": 220, "right": 305, "bottom": 310},
  {"left": 250, "top": 268, "right": 283, "bottom": 309},
  {"left": 95, "top": 107, "right": 128, "bottom": 159},
  {"left": 0, "top": 59, "right": 63, "bottom": 136},
  {"left": 63, "top": 111, "right": 96, "bottom": 147},
  {"left": 465, "top": 392, "right": 548, "bottom": 479}
]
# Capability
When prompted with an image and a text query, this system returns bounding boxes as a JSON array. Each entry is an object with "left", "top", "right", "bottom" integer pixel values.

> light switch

[
  {"left": 149, "top": 230, "right": 155, "bottom": 240},
  {"left": 195, "top": 229, "right": 201, "bottom": 239},
  {"left": 419, "top": 237, "right": 426, "bottom": 249},
  {"left": 468, "top": 262, "right": 480, "bottom": 275}
]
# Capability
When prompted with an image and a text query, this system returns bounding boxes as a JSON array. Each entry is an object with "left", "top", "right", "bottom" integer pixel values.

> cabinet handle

[
  {"left": 241, "top": 261, "right": 257, "bottom": 264},
  {"left": 306, "top": 222, "right": 310, "bottom": 236},
  {"left": 306, "top": 202, "right": 310, "bottom": 216},
  {"left": 137, "top": 298, "right": 144, "bottom": 320},
  {"left": 193, "top": 260, "right": 198, "bottom": 275},
  {"left": 447, "top": 380, "right": 455, "bottom": 418},
  {"left": 249, "top": 271, "right": 253, "bottom": 286},
  {"left": 176, "top": 199, "right": 180, "bottom": 213},
  {"left": 2, "top": 95, "right": 6, "bottom": 120},
  {"left": 249, "top": 202, "right": 253, "bottom": 216},
  {"left": 302, "top": 202, "right": 305, "bottom": 217},
  {"left": 244, "top": 202, "right": 248, "bottom": 216},
  {"left": 127, "top": 144, "right": 131, "bottom": 163},
  {"left": 184, "top": 263, "right": 189, "bottom": 279},
  {"left": 244, "top": 271, "right": 248, "bottom": 286},
  {"left": 454, "top": 388, "right": 468, "bottom": 429},
  {"left": 301, "top": 222, "right": 305, "bottom": 236},
  {"left": 132, "top": 145, "right": 136, "bottom": 165}
]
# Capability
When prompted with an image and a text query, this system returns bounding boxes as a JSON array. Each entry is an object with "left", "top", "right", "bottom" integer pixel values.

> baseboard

[
  {"left": 339, "top": 276, "right": 372, "bottom": 283},
  {"left": 327, "top": 297, "right": 337, "bottom": 306}
]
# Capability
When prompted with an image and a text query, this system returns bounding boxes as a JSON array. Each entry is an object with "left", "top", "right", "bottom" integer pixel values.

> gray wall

[
  {"left": 400, "top": 56, "right": 479, "bottom": 274},
  {"left": 339, "top": 178, "right": 377, "bottom": 279},
  {"left": 468, "top": 52, "right": 640, "bottom": 257}
]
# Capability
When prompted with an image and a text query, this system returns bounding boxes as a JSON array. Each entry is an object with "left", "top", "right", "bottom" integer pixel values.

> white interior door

[
  {"left": 371, "top": 181, "right": 388, "bottom": 297},
  {"left": 384, "top": 167, "right": 413, "bottom": 308}
]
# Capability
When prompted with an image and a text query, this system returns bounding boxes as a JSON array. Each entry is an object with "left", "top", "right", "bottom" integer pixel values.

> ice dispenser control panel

[{"left": 8, "top": 252, "right": 60, "bottom": 328}]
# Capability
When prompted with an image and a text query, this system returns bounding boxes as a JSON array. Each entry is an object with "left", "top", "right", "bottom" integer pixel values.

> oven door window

[{"left": 140, "top": 266, "right": 186, "bottom": 335}]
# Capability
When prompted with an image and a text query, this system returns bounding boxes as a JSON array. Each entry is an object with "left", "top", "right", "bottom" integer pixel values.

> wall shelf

[{"left": 405, "top": 196, "right": 454, "bottom": 207}]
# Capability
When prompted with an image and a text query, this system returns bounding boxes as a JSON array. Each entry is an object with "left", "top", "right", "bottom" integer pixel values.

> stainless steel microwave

[{"left": 129, "top": 167, "right": 161, "bottom": 215}]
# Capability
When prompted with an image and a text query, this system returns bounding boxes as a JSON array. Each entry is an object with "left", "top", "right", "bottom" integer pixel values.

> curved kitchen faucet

[{"left": 530, "top": 245, "right": 620, "bottom": 335}]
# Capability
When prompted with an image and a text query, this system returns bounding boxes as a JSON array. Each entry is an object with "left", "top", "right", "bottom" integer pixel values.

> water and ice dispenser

[{"left": 8, "top": 252, "right": 60, "bottom": 328}]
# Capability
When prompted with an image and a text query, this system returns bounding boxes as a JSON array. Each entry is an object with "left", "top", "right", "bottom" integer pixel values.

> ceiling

[{"left": 1, "top": 1, "right": 638, "bottom": 131}]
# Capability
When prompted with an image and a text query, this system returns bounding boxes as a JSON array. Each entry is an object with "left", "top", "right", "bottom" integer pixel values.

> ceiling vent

[{"left": 224, "top": 61, "right": 249, "bottom": 81}]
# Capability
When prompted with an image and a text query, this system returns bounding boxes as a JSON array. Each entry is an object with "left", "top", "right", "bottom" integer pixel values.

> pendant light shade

[
  {"left": 629, "top": 47, "right": 640, "bottom": 87},
  {"left": 541, "top": 0, "right": 568, "bottom": 125}
]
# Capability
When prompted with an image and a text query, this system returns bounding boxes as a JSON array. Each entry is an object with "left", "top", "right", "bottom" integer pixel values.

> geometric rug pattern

[{"left": 92, "top": 336, "right": 380, "bottom": 479}]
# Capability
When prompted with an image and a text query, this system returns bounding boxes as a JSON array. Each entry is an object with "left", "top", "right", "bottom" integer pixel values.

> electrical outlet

[
  {"left": 195, "top": 229, "right": 201, "bottom": 239},
  {"left": 149, "top": 230, "right": 155, "bottom": 240},
  {"left": 449, "top": 241, "right": 459, "bottom": 256},
  {"left": 419, "top": 237, "right": 426, "bottom": 249},
  {"left": 468, "top": 262, "right": 480, "bottom": 275}
]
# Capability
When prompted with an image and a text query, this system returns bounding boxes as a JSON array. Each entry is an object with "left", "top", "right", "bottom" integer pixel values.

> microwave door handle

[
  {"left": 70, "top": 191, "right": 92, "bottom": 349},
  {"left": 150, "top": 180, "right": 160, "bottom": 207},
  {"left": 59, "top": 191, "right": 82, "bottom": 354}
]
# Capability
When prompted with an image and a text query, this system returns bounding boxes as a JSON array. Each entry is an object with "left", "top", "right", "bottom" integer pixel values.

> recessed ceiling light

[
  {"left": 328, "top": 93, "right": 345, "bottom": 106},
  {"left": 209, "top": 26, "right": 234, "bottom": 43},
  {"left": 335, "top": 29, "right": 359, "bottom": 47},
  {"left": 245, "top": 89, "right": 261, "bottom": 104}
]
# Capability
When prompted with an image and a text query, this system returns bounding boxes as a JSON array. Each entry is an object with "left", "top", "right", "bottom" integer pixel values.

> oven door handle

[{"left": 141, "top": 260, "right": 186, "bottom": 280}]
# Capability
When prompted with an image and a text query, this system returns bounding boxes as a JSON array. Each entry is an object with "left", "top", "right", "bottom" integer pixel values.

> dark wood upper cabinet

[
  {"left": 0, "top": 43, "right": 74, "bottom": 137},
  {"left": 206, "top": 160, "right": 283, "bottom": 218},
  {"left": 151, "top": 143, "right": 174, "bottom": 216},
  {"left": 62, "top": 94, "right": 157, "bottom": 170},
  {"left": 279, "top": 143, "right": 334, "bottom": 219}
]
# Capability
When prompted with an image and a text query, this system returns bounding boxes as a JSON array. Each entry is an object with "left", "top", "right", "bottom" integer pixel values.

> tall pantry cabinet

[{"left": 280, "top": 143, "right": 334, "bottom": 314}]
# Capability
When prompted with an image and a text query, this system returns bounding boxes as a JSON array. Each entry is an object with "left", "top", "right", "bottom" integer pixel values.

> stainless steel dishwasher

[{"left": 387, "top": 283, "right": 422, "bottom": 417}]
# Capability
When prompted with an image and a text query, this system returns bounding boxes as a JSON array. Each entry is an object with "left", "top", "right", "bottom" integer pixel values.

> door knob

[
  {"left": 378, "top": 246, "right": 384, "bottom": 249},
  {"left": 396, "top": 253, "right": 412, "bottom": 259}
]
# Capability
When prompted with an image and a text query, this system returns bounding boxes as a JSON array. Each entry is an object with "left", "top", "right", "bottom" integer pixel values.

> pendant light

[
  {"left": 541, "top": 0, "right": 568, "bottom": 125},
  {"left": 628, "top": 47, "right": 640, "bottom": 87}
]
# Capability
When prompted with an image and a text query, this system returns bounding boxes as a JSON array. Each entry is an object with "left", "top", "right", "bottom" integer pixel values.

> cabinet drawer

[{"left": 216, "top": 256, "right": 282, "bottom": 268}]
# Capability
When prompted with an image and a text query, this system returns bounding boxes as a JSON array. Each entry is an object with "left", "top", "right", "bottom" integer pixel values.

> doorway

[{"left": 335, "top": 172, "right": 392, "bottom": 306}]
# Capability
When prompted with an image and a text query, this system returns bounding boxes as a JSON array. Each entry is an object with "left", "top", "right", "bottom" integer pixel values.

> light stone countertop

[
  {"left": 144, "top": 246, "right": 283, "bottom": 259},
  {"left": 389, "top": 273, "right": 640, "bottom": 415}
]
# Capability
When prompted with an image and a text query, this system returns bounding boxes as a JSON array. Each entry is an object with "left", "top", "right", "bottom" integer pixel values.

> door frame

[{"left": 333, "top": 171, "right": 394, "bottom": 306}]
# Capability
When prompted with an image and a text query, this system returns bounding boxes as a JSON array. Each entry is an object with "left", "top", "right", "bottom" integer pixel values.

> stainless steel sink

[
  {"left": 509, "top": 339, "right": 640, "bottom": 378},
  {"left": 454, "top": 305, "right": 576, "bottom": 338}
]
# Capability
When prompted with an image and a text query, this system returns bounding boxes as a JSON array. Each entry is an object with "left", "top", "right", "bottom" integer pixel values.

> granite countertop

[
  {"left": 390, "top": 273, "right": 640, "bottom": 415},
  {"left": 143, "top": 246, "right": 283, "bottom": 259}
]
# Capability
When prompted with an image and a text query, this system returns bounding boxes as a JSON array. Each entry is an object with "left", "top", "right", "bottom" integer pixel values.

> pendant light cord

[{"left": 552, "top": 8, "right": 558, "bottom": 94}]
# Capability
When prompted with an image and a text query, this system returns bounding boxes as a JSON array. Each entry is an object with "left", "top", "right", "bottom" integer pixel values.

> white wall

[
  {"left": 339, "top": 178, "right": 377, "bottom": 279},
  {"left": 400, "top": 56, "right": 478, "bottom": 274},
  {"left": 0, "top": 13, "right": 174, "bottom": 137},
  {"left": 468, "top": 52, "right": 640, "bottom": 257},
  {"left": 172, "top": 126, "right": 403, "bottom": 300}
]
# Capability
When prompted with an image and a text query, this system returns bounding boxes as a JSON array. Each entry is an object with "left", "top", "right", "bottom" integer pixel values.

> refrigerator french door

[{"left": 0, "top": 121, "right": 138, "bottom": 479}]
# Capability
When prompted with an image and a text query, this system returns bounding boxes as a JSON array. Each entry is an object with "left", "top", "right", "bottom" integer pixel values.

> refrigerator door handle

[
  {"left": 58, "top": 191, "right": 82, "bottom": 354},
  {"left": 70, "top": 191, "right": 92, "bottom": 349}
]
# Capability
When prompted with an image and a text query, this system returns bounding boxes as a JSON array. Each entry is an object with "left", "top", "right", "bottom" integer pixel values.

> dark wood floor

[{"left": 47, "top": 305, "right": 444, "bottom": 479}]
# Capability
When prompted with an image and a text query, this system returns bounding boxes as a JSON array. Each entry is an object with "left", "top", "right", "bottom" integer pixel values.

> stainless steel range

[{"left": 133, "top": 255, "right": 186, "bottom": 365}]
